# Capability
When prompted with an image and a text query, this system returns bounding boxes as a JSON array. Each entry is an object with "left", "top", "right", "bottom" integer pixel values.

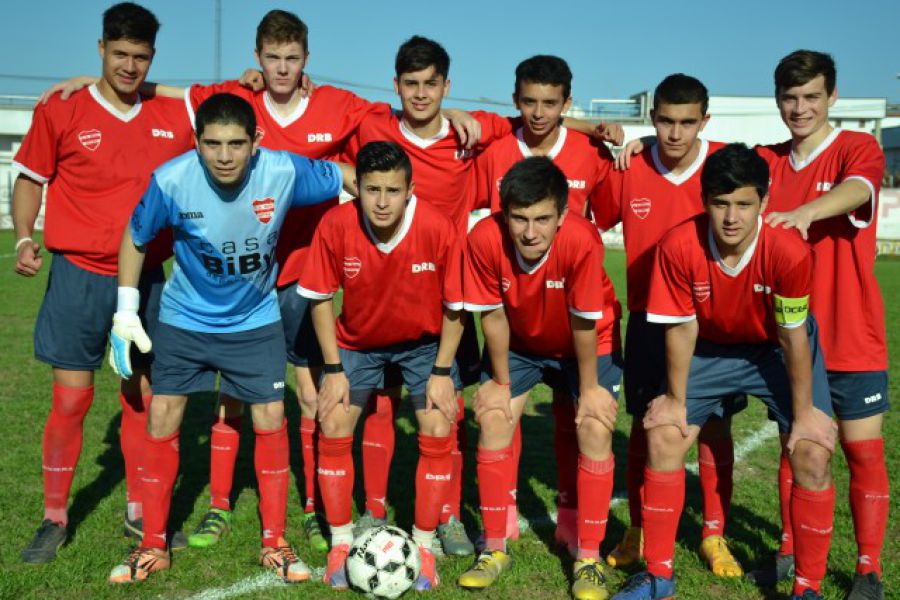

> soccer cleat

[
  {"left": 352, "top": 510, "right": 387, "bottom": 538},
  {"left": 437, "top": 516, "right": 474, "bottom": 556},
  {"left": 108, "top": 547, "right": 170, "bottom": 583},
  {"left": 793, "top": 589, "right": 824, "bottom": 600},
  {"left": 746, "top": 552, "right": 794, "bottom": 587},
  {"left": 572, "top": 558, "right": 611, "bottom": 600},
  {"left": 301, "top": 512, "right": 329, "bottom": 552},
  {"left": 186, "top": 509, "right": 232, "bottom": 548},
  {"left": 554, "top": 507, "right": 578, "bottom": 558},
  {"left": 415, "top": 545, "right": 439, "bottom": 591},
  {"left": 125, "top": 516, "right": 188, "bottom": 551},
  {"left": 21, "top": 519, "right": 67, "bottom": 564},
  {"left": 699, "top": 535, "right": 743, "bottom": 577},
  {"left": 324, "top": 543, "right": 350, "bottom": 589},
  {"left": 259, "top": 538, "right": 310, "bottom": 583},
  {"left": 847, "top": 572, "right": 884, "bottom": 600},
  {"left": 610, "top": 571, "right": 675, "bottom": 600},
  {"left": 506, "top": 504, "right": 520, "bottom": 540},
  {"left": 457, "top": 549, "right": 512, "bottom": 589},
  {"left": 606, "top": 527, "right": 643, "bottom": 569}
]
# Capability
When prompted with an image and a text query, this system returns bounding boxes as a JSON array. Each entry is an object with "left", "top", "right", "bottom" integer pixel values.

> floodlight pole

[{"left": 214, "top": 0, "right": 222, "bottom": 81}]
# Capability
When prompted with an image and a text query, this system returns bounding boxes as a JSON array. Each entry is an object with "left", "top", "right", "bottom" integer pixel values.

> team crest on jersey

[
  {"left": 256, "top": 126, "right": 266, "bottom": 141},
  {"left": 78, "top": 129, "right": 102, "bottom": 151},
  {"left": 630, "top": 197, "right": 651, "bottom": 220},
  {"left": 693, "top": 281, "right": 711, "bottom": 303},
  {"left": 252, "top": 198, "right": 275, "bottom": 224},
  {"left": 501, "top": 278, "right": 511, "bottom": 292},
  {"left": 344, "top": 256, "right": 362, "bottom": 279}
]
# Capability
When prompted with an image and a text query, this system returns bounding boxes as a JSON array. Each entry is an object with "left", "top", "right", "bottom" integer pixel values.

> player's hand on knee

[
  {"left": 317, "top": 372, "right": 350, "bottom": 419},
  {"left": 575, "top": 385, "right": 618, "bottom": 432},
  {"left": 108, "top": 310, "right": 152, "bottom": 380},
  {"left": 14, "top": 238, "right": 43, "bottom": 276},
  {"left": 643, "top": 393, "right": 689, "bottom": 437},
  {"left": 786, "top": 407, "right": 836, "bottom": 454},
  {"left": 425, "top": 374, "right": 457, "bottom": 423},
  {"left": 473, "top": 379, "right": 513, "bottom": 424}
]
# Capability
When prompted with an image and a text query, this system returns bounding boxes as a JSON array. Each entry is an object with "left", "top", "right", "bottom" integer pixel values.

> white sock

[
  {"left": 412, "top": 526, "right": 435, "bottom": 549},
  {"left": 331, "top": 522, "right": 354, "bottom": 547}
]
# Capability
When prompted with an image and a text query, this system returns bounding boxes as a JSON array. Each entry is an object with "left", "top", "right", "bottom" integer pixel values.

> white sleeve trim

[
  {"left": 844, "top": 176, "right": 877, "bottom": 229},
  {"left": 569, "top": 307, "right": 603, "bottom": 320},
  {"left": 443, "top": 301, "right": 464, "bottom": 311},
  {"left": 463, "top": 301, "right": 503, "bottom": 312},
  {"left": 296, "top": 285, "right": 334, "bottom": 300},
  {"left": 778, "top": 318, "right": 807, "bottom": 329},
  {"left": 646, "top": 312, "right": 696, "bottom": 324},
  {"left": 184, "top": 87, "right": 197, "bottom": 131},
  {"left": 11, "top": 161, "right": 49, "bottom": 185}
]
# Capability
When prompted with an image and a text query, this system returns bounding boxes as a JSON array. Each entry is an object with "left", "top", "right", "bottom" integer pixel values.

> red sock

[
  {"left": 642, "top": 467, "right": 685, "bottom": 579},
  {"left": 42, "top": 383, "right": 93, "bottom": 526},
  {"left": 441, "top": 394, "right": 466, "bottom": 523},
  {"left": 698, "top": 435, "right": 733, "bottom": 538},
  {"left": 778, "top": 451, "right": 795, "bottom": 555},
  {"left": 415, "top": 434, "right": 454, "bottom": 532},
  {"left": 300, "top": 416, "right": 318, "bottom": 514},
  {"left": 119, "top": 391, "right": 151, "bottom": 520},
  {"left": 577, "top": 454, "right": 614, "bottom": 560},
  {"left": 791, "top": 484, "right": 835, "bottom": 596},
  {"left": 552, "top": 392, "right": 578, "bottom": 510},
  {"left": 209, "top": 415, "right": 241, "bottom": 511},
  {"left": 477, "top": 445, "right": 513, "bottom": 550},
  {"left": 318, "top": 435, "right": 354, "bottom": 527},
  {"left": 626, "top": 423, "right": 648, "bottom": 527},
  {"left": 255, "top": 421, "right": 289, "bottom": 547},
  {"left": 843, "top": 438, "right": 889, "bottom": 577},
  {"left": 142, "top": 431, "right": 179, "bottom": 550},
  {"left": 362, "top": 394, "right": 398, "bottom": 518},
  {"left": 509, "top": 423, "right": 522, "bottom": 510}
]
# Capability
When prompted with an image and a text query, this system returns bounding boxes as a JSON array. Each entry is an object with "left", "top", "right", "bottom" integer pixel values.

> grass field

[{"left": 0, "top": 229, "right": 897, "bottom": 600}]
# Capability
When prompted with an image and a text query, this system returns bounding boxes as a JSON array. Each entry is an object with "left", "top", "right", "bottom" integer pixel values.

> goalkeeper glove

[{"left": 108, "top": 287, "right": 152, "bottom": 379}]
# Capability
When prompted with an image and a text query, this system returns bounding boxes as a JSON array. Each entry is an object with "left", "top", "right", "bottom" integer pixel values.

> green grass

[{"left": 0, "top": 230, "right": 897, "bottom": 599}]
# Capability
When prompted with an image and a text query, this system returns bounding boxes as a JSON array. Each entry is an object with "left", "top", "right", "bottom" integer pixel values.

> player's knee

[
  {"left": 477, "top": 410, "right": 515, "bottom": 443},
  {"left": 576, "top": 418, "right": 612, "bottom": 456},
  {"left": 790, "top": 441, "right": 832, "bottom": 490},
  {"left": 646, "top": 425, "right": 688, "bottom": 458},
  {"left": 419, "top": 413, "right": 453, "bottom": 438},
  {"left": 319, "top": 412, "right": 354, "bottom": 439},
  {"left": 297, "top": 389, "right": 318, "bottom": 416},
  {"left": 249, "top": 400, "right": 285, "bottom": 430}
]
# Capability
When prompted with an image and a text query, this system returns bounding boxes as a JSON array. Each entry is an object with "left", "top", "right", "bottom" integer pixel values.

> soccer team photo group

[{"left": 3, "top": 2, "right": 896, "bottom": 599}]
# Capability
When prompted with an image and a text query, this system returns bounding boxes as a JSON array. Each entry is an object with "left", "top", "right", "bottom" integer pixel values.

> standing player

[
  {"left": 752, "top": 50, "right": 889, "bottom": 600},
  {"left": 458, "top": 157, "right": 621, "bottom": 600},
  {"left": 12, "top": 2, "right": 193, "bottom": 563},
  {"left": 106, "top": 93, "right": 354, "bottom": 583},
  {"left": 611, "top": 144, "right": 836, "bottom": 600},
  {"left": 593, "top": 74, "right": 744, "bottom": 576},
  {"left": 297, "top": 141, "right": 464, "bottom": 591}
]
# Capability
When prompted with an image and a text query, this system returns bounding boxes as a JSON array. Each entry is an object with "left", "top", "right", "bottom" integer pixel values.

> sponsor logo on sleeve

[
  {"left": 252, "top": 198, "right": 275, "bottom": 224},
  {"left": 78, "top": 129, "right": 102, "bottom": 151},
  {"left": 501, "top": 277, "right": 511, "bottom": 292},
  {"left": 693, "top": 281, "right": 711, "bottom": 303},
  {"left": 343, "top": 256, "right": 362, "bottom": 279},
  {"left": 630, "top": 197, "right": 651, "bottom": 220}
]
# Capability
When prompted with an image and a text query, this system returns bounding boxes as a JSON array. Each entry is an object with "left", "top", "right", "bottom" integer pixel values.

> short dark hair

[
  {"left": 653, "top": 73, "right": 709, "bottom": 114},
  {"left": 195, "top": 94, "right": 257, "bottom": 139},
  {"left": 256, "top": 10, "right": 308, "bottom": 53},
  {"left": 514, "top": 55, "right": 572, "bottom": 99},
  {"left": 774, "top": 50, "right": 836, "bottom": 96},
  {"left": 102, "top": 2, "right": 160, "bottom": 47},
  {"left": 356, "top": 141, "right": 413, "bottom": 186},
  {"left": 500, "top": 157, "right": 568, "bottom": 215},
  {"left": 395, "top": 36, "right": 450, "bottom": 79},
  {"left": 701, "top": 143, "right": 769, "bottom": 201}
]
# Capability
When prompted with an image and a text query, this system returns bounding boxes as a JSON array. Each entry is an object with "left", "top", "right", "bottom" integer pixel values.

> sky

[{"left": 0, "top": 0, "right": 897, "bottom": 114}]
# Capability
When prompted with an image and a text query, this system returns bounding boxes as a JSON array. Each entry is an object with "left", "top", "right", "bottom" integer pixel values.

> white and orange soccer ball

[{"left": 347, "top": 525, "right": 420, "bottom": 599}]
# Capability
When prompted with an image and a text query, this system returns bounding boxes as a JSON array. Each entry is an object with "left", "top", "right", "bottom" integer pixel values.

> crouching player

[
  {"left": 297, "top": 141, "right": 465, "bottom": 591},
  {"left": 611, "top": 144, "right": 836, "bottom": 600},
  {"left": 457, "top": 156, "right": 621, "bottom": 600},
  {"left": 106, "top": 93, "right": 354, "bottom": 583}
]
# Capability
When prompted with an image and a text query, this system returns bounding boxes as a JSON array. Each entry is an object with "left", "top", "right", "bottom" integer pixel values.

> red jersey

[
  {"left": 593, "top": 139, "right": 725, "bottom": 312},
  {"left": 757, "top": 129, "right": 886, "bottom": 371},
  {"left": 464, "top": 212, "right": 619, "bottom": 358},
  {"left": 12, "top": 85, "right": 192, "bottom": 275},
  {"left": 297, "top": 196, "right": 463, "bottom": 350},
  {"left": 188, "top": 81, "right": 390, "bottom": 286},
  {"left": 347, "top": 110, "right": 513, "bottom": 233},
  {"left": 647, "top": 215, "right": 813, "bottom": 345},
  {"left": 474, "top": 126, "right": 613, "bottom": 217}
]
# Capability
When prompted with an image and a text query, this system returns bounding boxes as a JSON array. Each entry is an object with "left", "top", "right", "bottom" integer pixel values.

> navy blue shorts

[
  {"left": 34, "top": 254, "right": 163, "bottom": 371},
  {"left": 481, "top": 349, "right": 623, "bottom": 401},
  {"left": 338, "top": 338, "right": 462, "bottom": 410},
  {"left": 380, "top": 320, "right": 480, "bottom": 390},
  {"left": 828, "top": 370, "right": 889, "bottom": 420},
  {"left": 624, "top": 311, "right": 747, "bottom": 418},
  {"left": 277, "top": 286, "right": 323, "bottom": 368},
  {"left": 151, "top": 321, "right": 286, "bottom": 403},
  {"left": 686, "top": 317, "right": 832, "bottom": 433}
]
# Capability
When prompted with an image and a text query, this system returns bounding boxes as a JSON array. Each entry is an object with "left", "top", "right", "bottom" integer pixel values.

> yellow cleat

[
  {"left": 457, "top": 549, "right": 512, "bottom": 589},
  {"left": 572, "top": 558, "right": 610, "bottom": 600},
  {"left": 606, "top": 527, "right": 643, "bottom": 569},
  {"left": 699, "top": 534, "right": 743, "bottom": 577}
]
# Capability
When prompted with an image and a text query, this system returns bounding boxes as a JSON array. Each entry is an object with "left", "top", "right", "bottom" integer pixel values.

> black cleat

[
  {"left": 124, "top": 516, "right": 188, "bottom": 551},
  {"left": 747, "top": 551, "right": 794, "bottom": 587},
  {"left": 21, "top": 520, "right": 67, "bottom": 564},
  {"left": 847, "top": 572, "right": 884, "bottom": 600}
]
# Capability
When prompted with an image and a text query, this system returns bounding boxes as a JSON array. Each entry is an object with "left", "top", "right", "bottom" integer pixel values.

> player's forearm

[
  {"left": 561, "top": 117, "right": 595, "bottom": 137},
  {"left": 11, "top": 175, "right": 43, "bottom": 241},
  {"left": 117, "top": 227, "right": 146, "bottom": 288},
  {"left": 481, "top": 308, "right": 511, "bottom": 384},
  {"left": 801, "top": 179, "right": 872, "bottom": 222},
  {"left": 664, "top": 320, "right": 698, "bottom": 402},
  {"left": 335, "top": 162, "right": 358, "bottom": 197},
  {"left": 310, "top": 299, "right": 342, "bottom": 365},
  {"left": 435, "top": 308, "right": 465, "bottom": 368},
  {"left": 777, "top": 324, "right": 814, "bottom": 417},
  {"left": 148, "top": 83, "right": 187, "bottom": 99},
  {"left": 570, "top": 314, "right": 600, "bottom": 391}
]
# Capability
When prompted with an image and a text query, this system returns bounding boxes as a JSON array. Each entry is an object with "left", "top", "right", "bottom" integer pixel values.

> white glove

[{"left": 108, "top": 287, "right": 152, "bottom": 379}]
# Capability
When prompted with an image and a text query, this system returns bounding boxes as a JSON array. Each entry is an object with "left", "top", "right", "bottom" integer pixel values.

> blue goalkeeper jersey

[{"left": 130, "top": 147, "right": 342, "bottom": 333}]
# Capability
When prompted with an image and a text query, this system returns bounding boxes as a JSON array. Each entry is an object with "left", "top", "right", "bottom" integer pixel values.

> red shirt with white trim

[
  {"left": 593, "top": 140, "right": 725, "bottom": 312},
  {"left": 757, "top": 129, "right": 886, "bottom": 371},
  {"left": 297, "top": 196, "right": 462, "bottom": 350},
  {"left": 474, "top": 126, "right": 613, "bottom": 217},
  {"left": 12, "top": 85, "right": 192, "bottom": 275},
  {"left": 187, "top": 81, "right": 390, "bottom": 286},
  {"left": 647, "top": 215, "right": 812, "bottom": 345},
  {"left": 464, "top": 212, "right": 619, "bottom": 358}
]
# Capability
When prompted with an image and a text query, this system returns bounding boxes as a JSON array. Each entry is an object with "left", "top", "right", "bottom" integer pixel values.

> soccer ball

[{"left": 347, "top": 525, "right": 420, "bottom": 599}]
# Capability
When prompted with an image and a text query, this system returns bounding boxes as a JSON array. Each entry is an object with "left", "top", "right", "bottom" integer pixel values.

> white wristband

[
  {"left": 15, "top": 236, "right": 33, "bottom": 252},
  {"left": 117, "top": 286, "right": 140, "bottom": 313}
]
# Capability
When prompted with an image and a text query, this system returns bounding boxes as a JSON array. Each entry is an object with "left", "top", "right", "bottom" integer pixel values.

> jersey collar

[
  {"left": 89, "top": 84, "right": 142, "bottom": 122},
  {"left": 263, "top": 91, "right": 310, "bottom": 128},
  {"left": 789, "top": 127, "right": 841, "bottom": 171},
  {"left": 515, "top": 125, "right": 567, "bottom": 159},
  {"left": 398, "top": 115, "right": 450, "bottom": 149},
  {"left": 708, "top": 216, "right": 762, "bottom": 277},
  {"left": 514, "top": 243, "right": 552, "bottom": 275},
  {"left": 363, "top": 194, "right": 417, "bottom": 254},
  {"left": 651, "top": 138, "right": 709, "bottom": 186}
]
